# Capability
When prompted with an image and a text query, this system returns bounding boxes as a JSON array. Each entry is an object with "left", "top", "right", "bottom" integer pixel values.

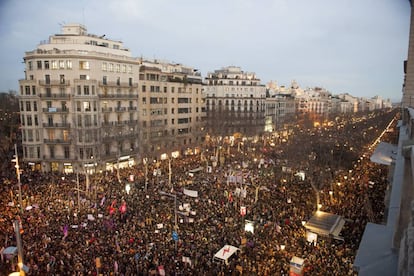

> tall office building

[
  {"left": 204, "top": 66, "right": 266, "bottom": 138},
  {"left": 18, "top": 23, "right": 205, "bottom": 173}
]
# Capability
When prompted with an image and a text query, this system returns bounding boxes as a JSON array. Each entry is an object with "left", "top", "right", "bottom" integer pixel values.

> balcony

[
  {"left": 101, "top": 120, "right": 138, "bottom": 127},
  {"left": 101, "top": 107, "right": 113, "bottom": 112},
  {"left": 99, "top": 93, "right": 138, "bottom": 99},
  {"left": 42, "top": 123, "right": 71, "bottom": 128},
  {"left": 98, "top": 81, "right": 138, "bottom": 88},
  {"left": 39, "top": 80, "right": 70, "bottom": 86},
  {"left": 44, "top": 139, "right": 72, "bottom": 144},
  {"left": 42, "top": 107, "right": 69, "bottom": 113},
  {"left": 115, "top": 107, "right": 127, "bottom": 112},
  {"left": 39, "top": 93, "right": 71, "bottom": 99}
]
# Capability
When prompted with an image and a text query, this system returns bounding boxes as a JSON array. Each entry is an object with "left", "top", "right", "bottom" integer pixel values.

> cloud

[{"left": 0, "top": 0, "right": 410, "bottom": 100}]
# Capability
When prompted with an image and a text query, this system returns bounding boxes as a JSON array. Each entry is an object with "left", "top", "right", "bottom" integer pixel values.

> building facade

[
  {"left": 18, "top": 23, "right": 205, "bottom": 173},
  {"left": 402, "top": 0, "right": 414, "bottom": 107},
  {"left": 204, "top": 66, "right": 266, "bottom": 138},
  {"left": 264, "top": 95, "right": 296, "bottom": 132}
]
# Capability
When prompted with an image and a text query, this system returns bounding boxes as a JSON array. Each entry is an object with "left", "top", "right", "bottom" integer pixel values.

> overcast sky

[{"left": 0, "top": 0, "right": 411, "bottom": 101}]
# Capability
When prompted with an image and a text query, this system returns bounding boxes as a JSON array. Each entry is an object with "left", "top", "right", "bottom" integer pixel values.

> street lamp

[
  {"left": 159, "top": 191, "right": 177, "bottom": 229},
  {"left": 143, "top": 158, "right": 148, "bottom": 191},
  {"left": 13, "top": 220, "right": 26, "bottom": 275},
  {"left": 12, "top": 144, "right": 23, "bottom": 214}
]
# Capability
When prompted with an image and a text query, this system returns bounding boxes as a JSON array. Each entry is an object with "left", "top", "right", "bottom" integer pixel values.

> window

[
  {"left": 47, "top": 115, "right": 53, "bottom": 126},
  {"left": 77, "top": 85, "right": 81, "bottom": 95},
  {"left": 103, "top": 76, "right": 107, "bottom": 85},
  {"left": 44, "top": 61, "right": 49, "bottom": 69},
  {"left": 25, "top": 86, "right": 30, "bottom": 95},
  {"left": 77, "top": 115, "right": 82, "bottom": 127},
  {"left": 66, "top": 60, "right": 72, "bottom": 69},
  {"left": 28, "top": 61, "right": 32, "bottom": 70},
  {"left": 45, "top": 75, "right": 50, "bottom": 84},
  {"left": 34, "top": 115, "right": 38, "bottom": 126},
  {"left": 61, "top": 101, "right": 67, "bottom": 111},
  {"left": 83, "top": 101, "right": 91, "bottom": 111},
  {"left": 59, "top": 60, "right": 65, "bottom": 69},
  {"left": 32, "top": 86, "right": 36, "bottom": 95},
  {"left": 84, "top": 86, "right": 90, "bottom": 95},
  {"left": 64, "top": 146, "right": 70, "bottom": 159},
  {"left": 27, "top": 115, "right": 32, "bottom": 126},
  {"left": 142, "top": 97, "right": 146, "bottom": 104},
  {"left": 115, "top": 64, "right": 120, "bottom": 72},
  {"left": 60, "top": 75, "right": 65, "bottom": 84},
  {"left": 37, "top": 61, "right": 42, "bottom": 69},
  {"left": 84, "top": 115, "right": 92, "bottom": 128},
  {"left": 128, "top": 65, "right": 132, "bottom": 73},
  {"left": 80, "top": 75, "right": 87, "bottom": 80},
  {"left": 26, "top": 101, "right": 31, "bottom": 111},
  {"left": 108, "top": 63, "right": 113, "bottom": 72},
  {"left": 27, "top": 130, "right": 33, "bottom": 142},
  {"left": 51, "top": 60, "right": 58, "bottom": 69},
  {"left": 122, "top": 65, "right": 127, "bottom": 73},
  {"left": 79, "top": 61, "right": 90, "bottom": 70},
  {"left": 33, "top": 102, "right": 37, "bottom": 111},
  {"left": 142, "top": 85, "right": 146, "bottom": 92},
  {"left": 129, "top": 78, "right": 132, "bottom": 86},
  {"left": 102, "top": 62, "right": 107, "bottom": 71}
]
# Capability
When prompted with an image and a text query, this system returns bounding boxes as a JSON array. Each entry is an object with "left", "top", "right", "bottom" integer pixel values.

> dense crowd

[{"left": 0, "top": 110, "right": 398, "bottom": 275}]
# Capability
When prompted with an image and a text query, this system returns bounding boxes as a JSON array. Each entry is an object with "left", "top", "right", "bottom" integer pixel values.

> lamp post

[
  {"left": 168, "top": 157, "right": 172, "bottom": 188},
  {"left": 13, "top": 220, "right": 25, "bottom": 275},
  {"left": 143, "top": 158, "right": 148, "bottom": 191},
  {"left": 159, "top": 191, "right": 177, "bottom": 229},
  {"left": 77, "top": 172, "right": 80, "bottom": 210},
  {"left": 12, "top": 144, "right": 23, "bottom": 214}
]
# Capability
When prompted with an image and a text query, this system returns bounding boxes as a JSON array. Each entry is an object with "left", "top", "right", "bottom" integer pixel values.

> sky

[{"left": 0, "top": 0, "right": 411, "bottom": 102}]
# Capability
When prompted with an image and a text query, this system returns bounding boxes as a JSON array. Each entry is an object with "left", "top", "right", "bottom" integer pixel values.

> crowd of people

[{"left": 0, "top": 110, "right": 398, "bottom": 275}]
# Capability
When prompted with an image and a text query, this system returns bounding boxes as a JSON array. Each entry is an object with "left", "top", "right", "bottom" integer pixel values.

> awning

[
  {"left": 370, "top": 142, "right": 397, "bottom": 166},
  {"left": 304, "top": 211, "right": 346, "bottom": 240},
  {"left": 353, "top": 223, "right": 397, "bottom": 275},
  {"left": 2, "top": 246, "right": 17, "bottom": 255}
]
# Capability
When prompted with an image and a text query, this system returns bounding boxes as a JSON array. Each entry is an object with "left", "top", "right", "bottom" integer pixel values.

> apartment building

[
  {"left": 204, "top": 66, "right": 266, "bottom": 138},
  {"left": 264, "top": 95, "right": 296, "bottom": 132},
  {"left": 18, "top": 23, "right": 205, "bottom": 173}
]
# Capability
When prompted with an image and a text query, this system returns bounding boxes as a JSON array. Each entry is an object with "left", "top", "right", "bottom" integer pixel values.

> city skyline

[{"left": 0, "top": 0, "right": 410, "bottom": 102}]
